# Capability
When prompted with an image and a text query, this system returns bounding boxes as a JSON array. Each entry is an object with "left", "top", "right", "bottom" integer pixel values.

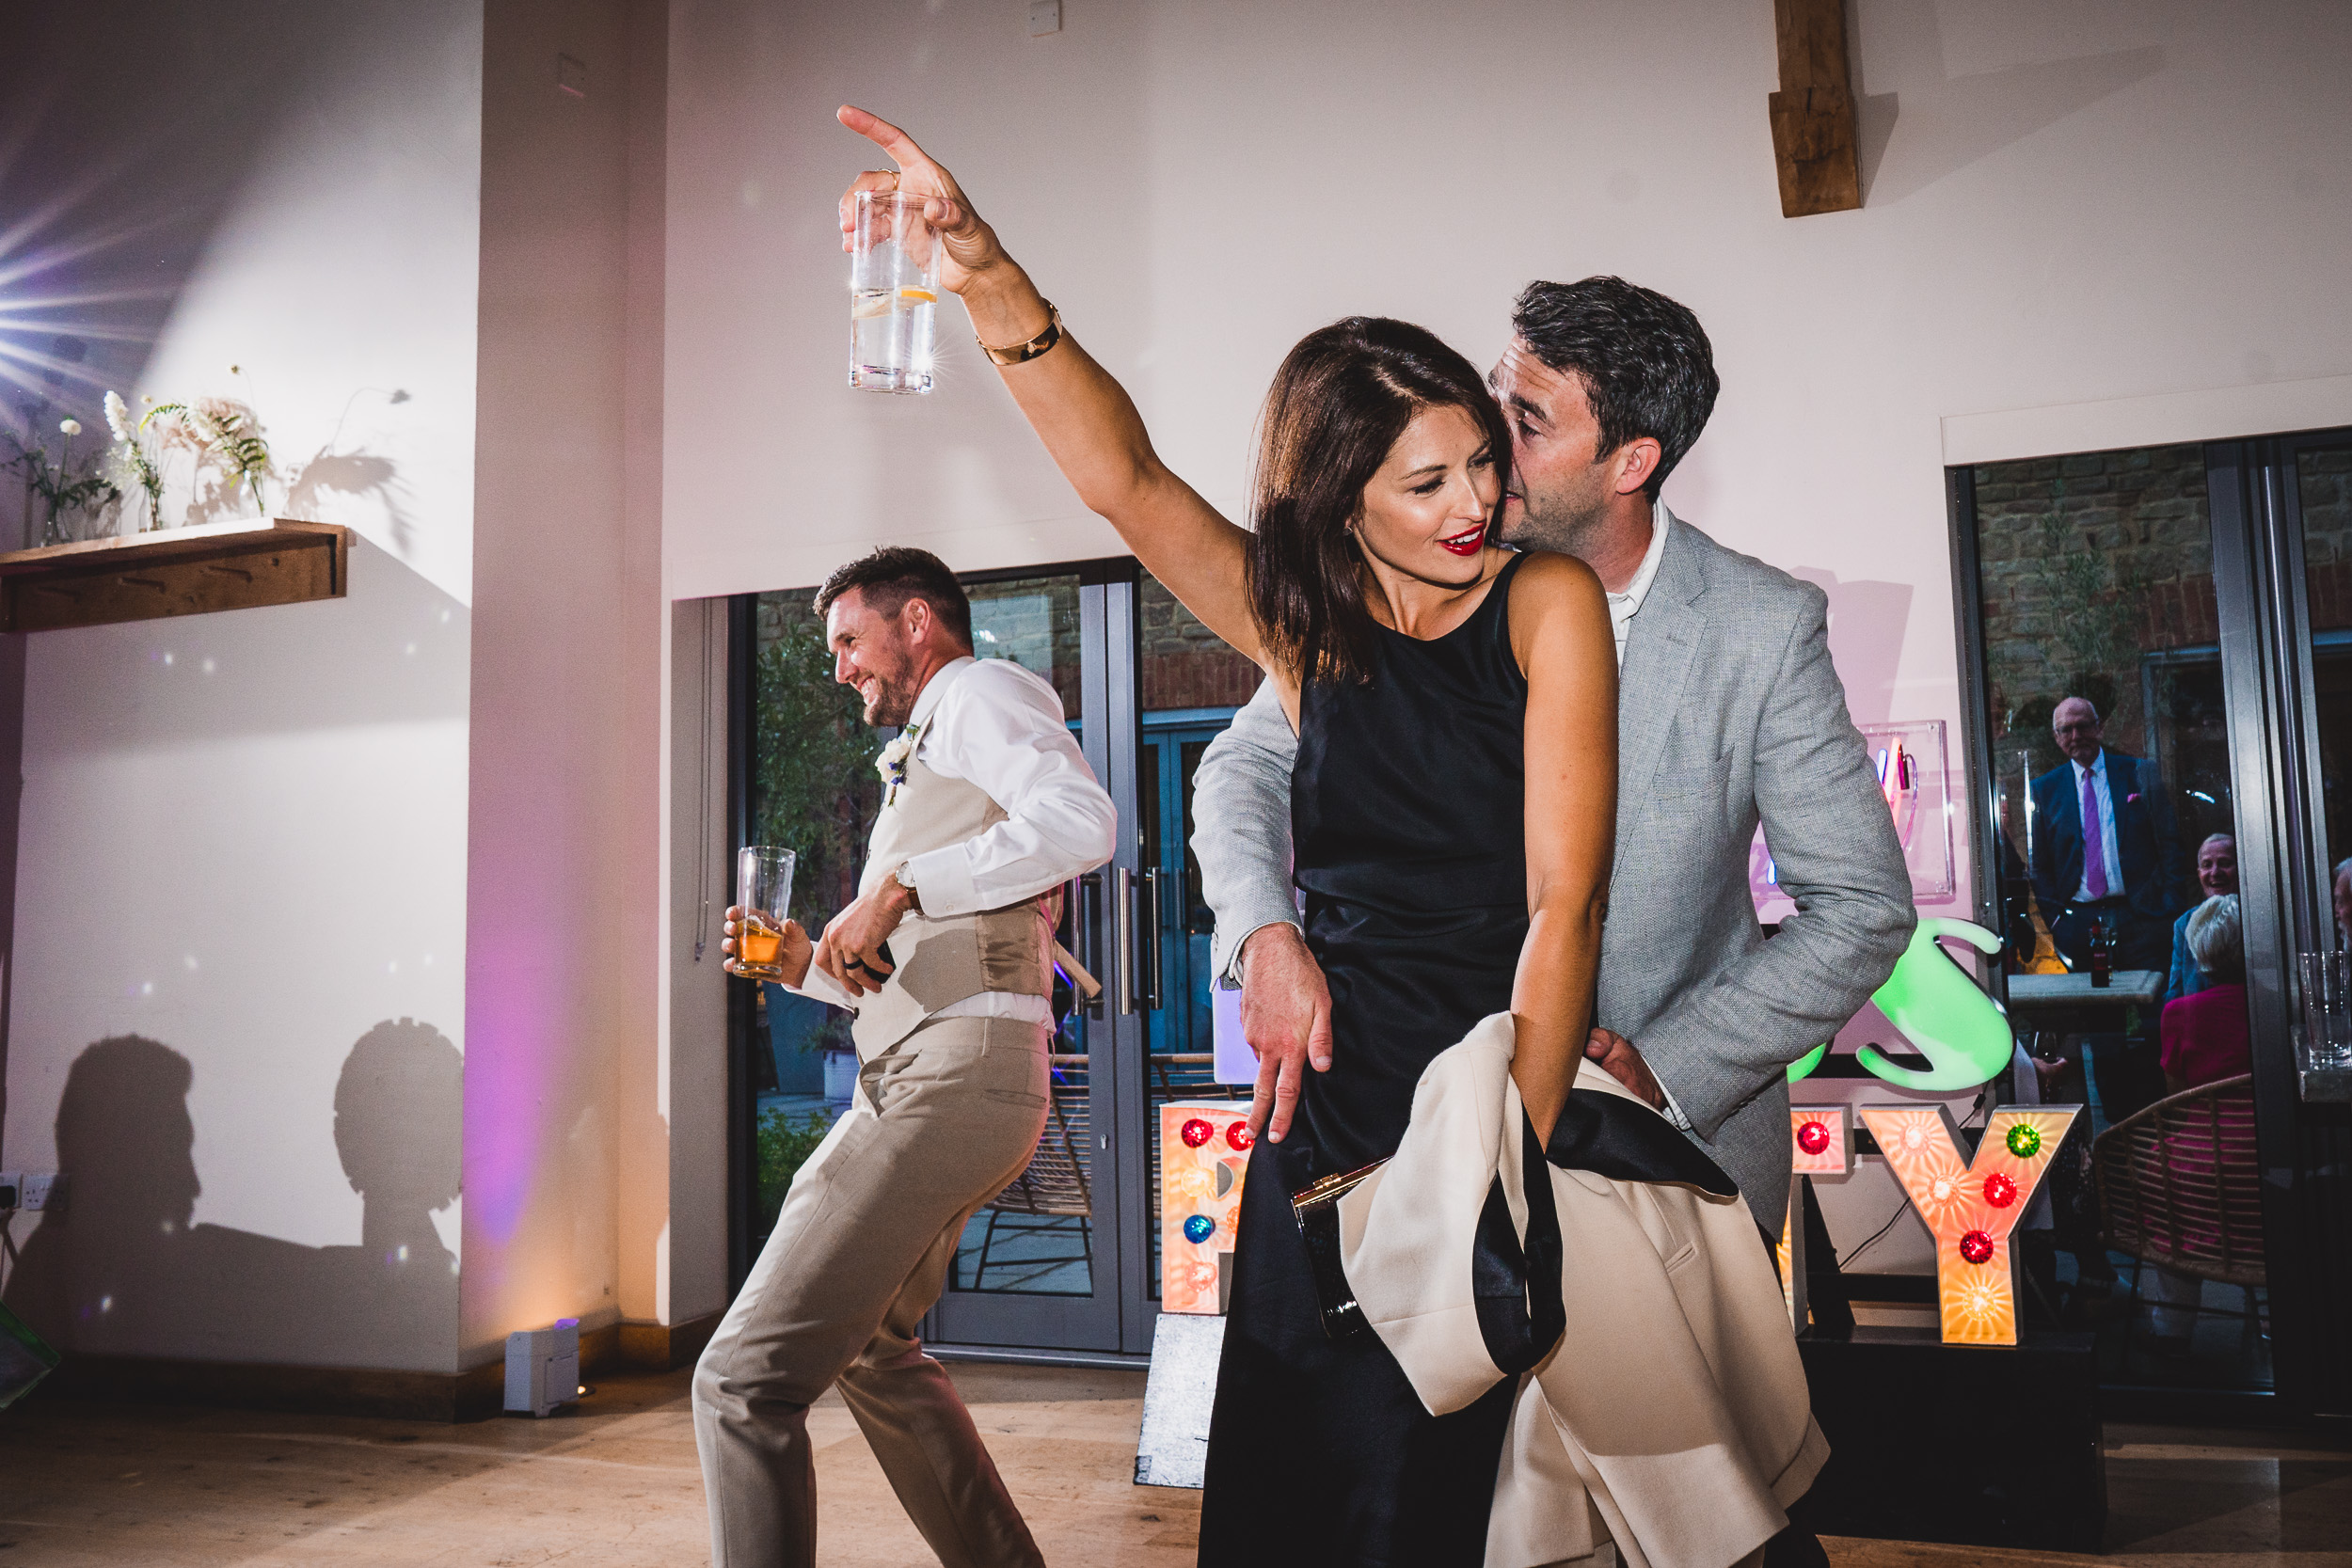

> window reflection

[{"left": 1968, "top": 445, "right": 2269, "bottom": 1392}]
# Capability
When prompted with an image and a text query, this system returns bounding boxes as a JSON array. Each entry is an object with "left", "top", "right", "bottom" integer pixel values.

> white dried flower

[
  {"left": 103, "top": 391, "right": 135, "bottom": 442},
  {"left": 58, "top": 418, "right": 82, "bottom": 436}
]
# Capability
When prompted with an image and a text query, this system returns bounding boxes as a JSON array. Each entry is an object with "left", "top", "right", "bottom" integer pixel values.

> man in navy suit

[{"left": 2027, "top": 695, "right": 2190, "bottom": 1124}]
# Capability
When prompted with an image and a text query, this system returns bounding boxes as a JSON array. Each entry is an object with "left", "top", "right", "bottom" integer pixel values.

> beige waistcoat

[{"left": 850, "top": 744, "right": 1057, "bottom": 1058}]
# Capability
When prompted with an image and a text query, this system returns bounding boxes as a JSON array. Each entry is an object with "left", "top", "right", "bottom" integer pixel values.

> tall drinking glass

[
  {"left": 2300, "top": 950, "right": 2352, "bottom": 1067},
  {"left": 850, "top": 190, "right": 942, "bottom": 394},
  {"left": 735, "top": 847, "right": 798, "bottom": 981}
]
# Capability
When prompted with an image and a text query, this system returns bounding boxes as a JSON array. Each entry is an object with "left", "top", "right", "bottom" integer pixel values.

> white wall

[
  {"left": 0, "top": 0, "right": 484, "bottom": 1370},
  {"left": 662, "top": 0, "right": 2352, "bottom": 932},
  {"left": 2, "top": 0, "right": 703, "bottom": 1375}
]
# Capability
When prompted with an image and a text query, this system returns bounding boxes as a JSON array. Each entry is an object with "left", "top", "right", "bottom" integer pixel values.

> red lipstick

[{"left": 1438, "top": 525, "right": 1486, "bottom": 557}]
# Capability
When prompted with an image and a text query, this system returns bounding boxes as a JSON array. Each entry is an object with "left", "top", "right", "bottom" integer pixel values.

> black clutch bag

[{"left": 1288, "top": 1160, "right": 1386, "bottom": 1341}]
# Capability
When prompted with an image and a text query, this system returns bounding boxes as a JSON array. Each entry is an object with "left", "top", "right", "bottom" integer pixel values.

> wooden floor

[{"left": 1, "top": 1361, "right": 2346, "bottom": 1566}]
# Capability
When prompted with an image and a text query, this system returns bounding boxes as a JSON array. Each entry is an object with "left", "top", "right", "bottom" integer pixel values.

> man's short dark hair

[
  {"left": 1510, "top": 277, "right": 1718, "bottom": 499},
  {"left": 814, "top": 546, "right": 973, "bottom": 645}
]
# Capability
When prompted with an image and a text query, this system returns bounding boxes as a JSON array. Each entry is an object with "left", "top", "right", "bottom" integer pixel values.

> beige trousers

[{"left": 692, "top": 1014, "right": 1052, "bottom": 1568}]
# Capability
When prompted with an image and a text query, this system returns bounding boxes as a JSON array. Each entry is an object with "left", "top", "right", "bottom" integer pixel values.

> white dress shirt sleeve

[
  {"left": 781, "top": 958, "right": 861, "bottom": 1014},
  {"left": 897, "top": 659, "right": 1119, "bottom": 917}
]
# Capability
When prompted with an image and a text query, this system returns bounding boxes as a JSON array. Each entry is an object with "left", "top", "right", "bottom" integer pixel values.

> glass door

[
  {"left": 925, "top": 568, "right": 1128, "bottom": 1351},
  {"left": 738, "top": 564, "right": 1133, "bottom": 1354},
  {"left": 1954, "top": 427, "right": 2352, "bottom": 1417},
  {"left": 2223, "top": 428, "right": 2352, "bottom": 1415},
  {"left": 1133, "top": 570, "right": 1260, "bottom": 1313},
  {"left": 1957, "top": 444, "right": 2275, "bottom": 1393},
  {"left": 735, "top": 560, "right": 1262, "bottom": 1360}
]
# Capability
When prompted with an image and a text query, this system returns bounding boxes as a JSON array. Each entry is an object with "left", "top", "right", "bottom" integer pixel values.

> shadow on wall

[
  {"left": 1, "top": 1022, "right": 462, "bottom": 1370},
  {"left": 1851, "top": 0, "right": 2167, "bottom": 206}
]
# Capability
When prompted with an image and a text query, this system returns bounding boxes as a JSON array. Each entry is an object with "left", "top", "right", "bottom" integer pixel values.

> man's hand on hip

[
  {"left": 1240, "top": 924, "right": 1334, "bottom": 1145},
  {"left": 817, "top": 874, "right": 914, "bottom": 996},
  {"left": 1585, "top": 1027, "right": 1666, "bottom": 1111}
]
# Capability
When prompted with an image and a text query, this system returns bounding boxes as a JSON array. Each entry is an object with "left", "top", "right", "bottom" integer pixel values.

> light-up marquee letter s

[
  {"left": 1787, "top": 917, "right": 2016, "bottom": 1091},
  {"left": 1857, "top": 1103, "right": 2080, "bottom": 1345}
]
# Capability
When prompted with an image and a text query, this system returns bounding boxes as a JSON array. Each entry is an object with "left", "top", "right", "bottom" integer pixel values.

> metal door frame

[{"left": 2208, "top": 430, "right": 2352, "bottom": 1416}]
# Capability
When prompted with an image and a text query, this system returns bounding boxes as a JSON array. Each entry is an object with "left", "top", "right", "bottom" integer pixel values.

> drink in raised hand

[
  {"left": 849, "top": 191, "right": 942, "bottom": 394},
  {"left": 850, "top": 285, "right": 937, "bottom": 394},
  {"left": 736, "top": 846, "right": 797, "bottom": 981}
]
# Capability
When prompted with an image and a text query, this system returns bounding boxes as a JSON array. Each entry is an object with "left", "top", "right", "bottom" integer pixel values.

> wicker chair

[
  {"left": 968, "top": 1056, "right": 1095, "bottom": 1286},
  {"left": 2092, "top": 1073, "right": 2265, "bottom": 1317}
]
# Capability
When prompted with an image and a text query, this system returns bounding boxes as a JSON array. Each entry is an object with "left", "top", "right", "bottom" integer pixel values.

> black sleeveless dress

[{"left": 1197, "top": 552, "right": 1531, "bottom": 1568}]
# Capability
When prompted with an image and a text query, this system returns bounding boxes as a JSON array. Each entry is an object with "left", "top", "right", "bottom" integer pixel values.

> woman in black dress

[{"left": 837, "top": 111, "right": 1619, "bottom": 1566}]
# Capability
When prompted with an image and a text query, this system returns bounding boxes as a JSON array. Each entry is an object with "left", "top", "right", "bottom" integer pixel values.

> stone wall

[
  {"left": 2300, "top": 446, "right": 2352, "bottom": 633},
  {"left": 1140, "top": 574, "right": 1258, "bottom": 713},
  {"left": 1972, "top": 444, "right": 2214, "bottom": 772}
]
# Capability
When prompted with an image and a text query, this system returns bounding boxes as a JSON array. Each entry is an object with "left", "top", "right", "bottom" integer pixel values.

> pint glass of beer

[{"left": 735, "top": 847, "right": 798, "bottom": 981}]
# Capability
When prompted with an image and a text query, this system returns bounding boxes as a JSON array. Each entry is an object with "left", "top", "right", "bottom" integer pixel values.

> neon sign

[{"left": 1788, "top": 917, "right": 2016, "bottom": 1092}]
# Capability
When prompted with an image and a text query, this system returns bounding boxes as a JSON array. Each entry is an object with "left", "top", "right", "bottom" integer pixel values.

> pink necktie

[{"left": 2080, "top": 769, "right": 2108, "bottom": 900}]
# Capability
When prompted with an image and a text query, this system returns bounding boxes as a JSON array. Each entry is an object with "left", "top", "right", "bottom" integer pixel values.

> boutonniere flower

[{"left": 876, "top": 721, "right": 927, "bottom": 806}]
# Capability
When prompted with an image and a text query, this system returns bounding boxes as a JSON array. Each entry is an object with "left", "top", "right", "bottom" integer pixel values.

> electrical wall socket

[
  {"left": 15, "top": 1173, "right": 62, "bottom": 1212},
  {"left": 1028, "top": 0, "right": 1060, "bottom": 37}
]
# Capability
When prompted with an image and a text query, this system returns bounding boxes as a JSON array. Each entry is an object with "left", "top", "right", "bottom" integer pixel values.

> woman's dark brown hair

[{"left": 1248, "top": 317, "right": 1512, "bottom": 683}]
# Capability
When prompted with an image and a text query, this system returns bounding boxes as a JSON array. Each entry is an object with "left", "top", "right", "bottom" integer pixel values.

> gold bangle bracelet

[{"left": 977, "top": 300, "right": 1063, "bottom": 366}]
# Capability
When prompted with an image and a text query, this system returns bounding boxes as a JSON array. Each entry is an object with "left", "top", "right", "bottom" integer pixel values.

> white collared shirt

[
  {"left": 786, "top": 654, "right": 1117, "bottom": 1021},
  {"left": 1605, "top": 499, "right": 1672, "bottom": 668},
  {"left": 2070, "top": 751, "right": 2126, "bottom": 902}
]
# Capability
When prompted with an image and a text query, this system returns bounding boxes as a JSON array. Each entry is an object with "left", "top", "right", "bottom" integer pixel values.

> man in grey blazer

[{"left": 1191, "top": 277, "right": 1915, "bottom": 1236}]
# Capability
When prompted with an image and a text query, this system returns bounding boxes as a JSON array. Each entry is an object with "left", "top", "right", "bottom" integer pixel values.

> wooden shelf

[{"left": 0, "top": 519, "right": 351, "bottom": 633}]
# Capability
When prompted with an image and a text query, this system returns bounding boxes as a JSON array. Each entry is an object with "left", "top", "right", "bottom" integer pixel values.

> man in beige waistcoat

[{"left": 703, "top": 546, "right": 1117, "bottom": 1568}]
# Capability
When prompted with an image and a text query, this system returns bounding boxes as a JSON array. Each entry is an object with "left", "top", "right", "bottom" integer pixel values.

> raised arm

[
  {"left": 1507, "top": 555, "right": 1619, "bottom": 1143},
  {"left": 837, "top": 107, "right": 1270, "bottom": 677}
]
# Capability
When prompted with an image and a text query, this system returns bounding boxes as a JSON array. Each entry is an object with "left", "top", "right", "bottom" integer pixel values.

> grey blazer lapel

[{"left": 1613, "top": 522, "right": 1708, "bottom": 880}]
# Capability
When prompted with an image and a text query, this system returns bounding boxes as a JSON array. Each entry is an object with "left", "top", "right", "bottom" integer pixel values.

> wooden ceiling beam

[{"left": 1768, "top": 0, "right": 1862, "bottom": 217}]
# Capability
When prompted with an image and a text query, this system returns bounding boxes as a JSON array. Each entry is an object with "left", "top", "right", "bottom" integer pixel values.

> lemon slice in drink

[{"left": 898, "top": 287, "right": 937, "bottom": 305}]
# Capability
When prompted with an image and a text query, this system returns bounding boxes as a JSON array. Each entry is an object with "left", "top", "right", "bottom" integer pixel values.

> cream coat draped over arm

[{"left": 1336, "top": 1015, "right": 1828, "bottom": 1568}]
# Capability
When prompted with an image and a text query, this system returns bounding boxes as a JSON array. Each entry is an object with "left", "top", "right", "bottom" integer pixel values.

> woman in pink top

[
  {"left": 2148, "top": 895, "right": 2251, "bottom": 1354},
  {"left": 2159, "top": 895, "right": 2250, "bottom": 1093}
]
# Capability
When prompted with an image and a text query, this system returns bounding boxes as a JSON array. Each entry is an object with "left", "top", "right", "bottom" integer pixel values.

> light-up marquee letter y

[{"left": 1857, "top": 1102, "right": 2080, "bottom": 1345}]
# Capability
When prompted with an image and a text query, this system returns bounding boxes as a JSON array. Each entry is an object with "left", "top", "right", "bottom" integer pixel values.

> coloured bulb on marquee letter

[{"left": 1780, "top": 1106, "right": 1854, "bottom": 1330}]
